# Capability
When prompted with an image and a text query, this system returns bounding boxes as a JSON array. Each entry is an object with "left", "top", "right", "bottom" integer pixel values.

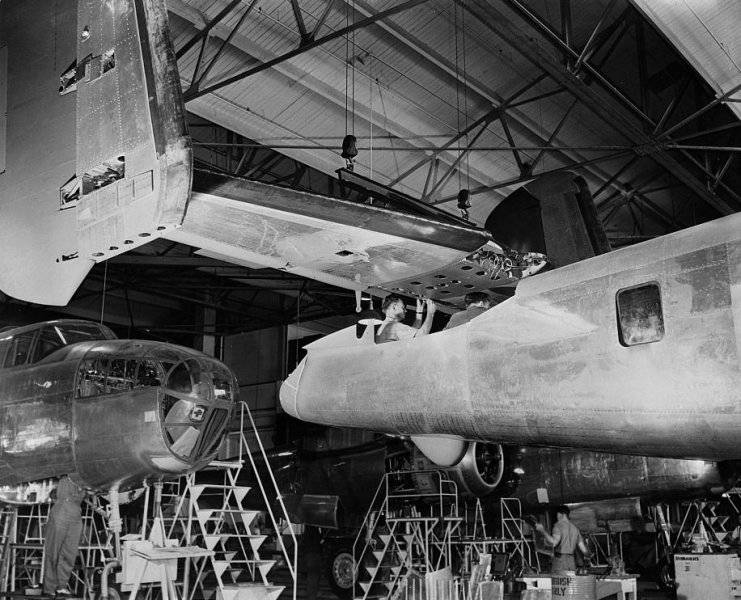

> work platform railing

[
  {"left": 153, "top": 400, "right": 298, "bottom": 600},
  {"left": 352, "top": 469, "right": 542, "bottom": 600},
  {"left": 0, "top": 400, "right": 296, "bottom": 600},
  {"left": 352, "top": 469, "right": 462, "bottom": 600}
]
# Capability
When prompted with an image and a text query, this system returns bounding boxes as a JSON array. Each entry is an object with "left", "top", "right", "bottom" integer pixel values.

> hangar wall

[{"left": 222, "top": 325, "right": 285, "bottom": 455}]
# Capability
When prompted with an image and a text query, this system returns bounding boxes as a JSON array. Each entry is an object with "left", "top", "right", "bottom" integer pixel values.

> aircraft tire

[{"left": 325, "top": 544, "right": 354, "bottom": 600}]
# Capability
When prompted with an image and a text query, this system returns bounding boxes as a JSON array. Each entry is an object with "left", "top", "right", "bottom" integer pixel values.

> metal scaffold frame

[
  {"left": 353, "top": 468, "right": 538, "bottom": 600},
  {"left": 0, "top": 401, "right": 296, "bottom": 600}
]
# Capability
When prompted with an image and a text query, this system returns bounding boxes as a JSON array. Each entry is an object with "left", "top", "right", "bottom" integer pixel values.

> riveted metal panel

[{"left": 75, "top": 0, "right": 191, "bottom": 262}]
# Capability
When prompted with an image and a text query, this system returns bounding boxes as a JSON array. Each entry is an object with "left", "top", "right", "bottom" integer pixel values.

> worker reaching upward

[{"left": 375, "top": 296, "right": 436, "bottom": 343}]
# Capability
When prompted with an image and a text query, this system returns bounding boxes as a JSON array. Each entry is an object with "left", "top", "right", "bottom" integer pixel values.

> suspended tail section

[{"left": 0, "top": 0, "right": 191, "bottom": 305}]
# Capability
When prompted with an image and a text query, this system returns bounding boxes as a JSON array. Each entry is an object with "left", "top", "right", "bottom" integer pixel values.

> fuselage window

[{"left": 616, "top": 282, "right": 665, "bottom": 346}]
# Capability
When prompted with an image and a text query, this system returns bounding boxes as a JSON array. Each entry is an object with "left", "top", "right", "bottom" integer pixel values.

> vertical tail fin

[{"left": 484, "top": 172, "right": 610, "bottom": 268}]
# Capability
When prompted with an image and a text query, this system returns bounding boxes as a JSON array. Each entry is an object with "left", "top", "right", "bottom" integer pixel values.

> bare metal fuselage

[
  {"left": 0, "top": 324, "right": 237, "bottom": 492},
  {"left": 282, "top": 210, "right": 741, "bottom": 460}
]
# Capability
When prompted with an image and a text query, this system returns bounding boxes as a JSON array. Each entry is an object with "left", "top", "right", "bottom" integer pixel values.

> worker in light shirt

[{"left": 535, "top": 505, "right": 591, "bottom": 574}]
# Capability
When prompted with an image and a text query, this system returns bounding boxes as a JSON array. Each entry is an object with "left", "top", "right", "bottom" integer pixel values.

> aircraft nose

[
  {"left": 159, "top": 357, "right": 236, "bottom": 467},
  {"left": 279, "top": 357, "right": 307, "bottom": 419}
]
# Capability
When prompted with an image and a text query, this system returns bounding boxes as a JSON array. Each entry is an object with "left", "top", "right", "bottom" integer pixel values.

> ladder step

[
  {"left": 210, "top": 532, "right": 265, "bottom": 539},
  {"left": 249, "top": 535, "right": 268, "bottom": 553},
  {"left": 257, "top": 559, "right": 276, "bottom": 580},
  {"left": 214, "top": 559, "right": 276, "bottom": 566},
  {"left": 218, "top": 583, "right": 284, "bottom": 600},
  {"left": 204, "top": 535, "right": 223, "bottom": 551},
  {"left": 241, "top": 510, "right": 261, "bottom": 529},
  {"left": 196, "top": 510, "right": 260, "bottom": 528},
  {"left": 191, "top": 485, "right": 252, "bottom": 504},
  {"left": 199, "top": 509, "right": 258, "bottom": 514},
  {"left": 214, "top": 560, "right": 231, "bottom": 578}
]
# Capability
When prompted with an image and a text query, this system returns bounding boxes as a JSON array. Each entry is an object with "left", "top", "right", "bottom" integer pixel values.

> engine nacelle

[
  {"left": 411, "top": 439, "right": 522, "bottom": 498},
  {"left": 449, "top": 442, "right": 506, "bottom": 497}
]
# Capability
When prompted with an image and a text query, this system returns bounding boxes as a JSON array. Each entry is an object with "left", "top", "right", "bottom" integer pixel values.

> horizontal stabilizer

[{"left": 165, "top": 170, "right": 491, "bottom": 293}]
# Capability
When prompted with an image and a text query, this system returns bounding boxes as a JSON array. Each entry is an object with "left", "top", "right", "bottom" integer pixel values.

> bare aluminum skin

[
  {"left": 0, "top": 0, "right": 191, "bottom": 305},
  {"left": 282, "top": 210, "right": 741, "bottom": 461},
  {"left": 0, "top": 320, "right": 237, "bottom": 493},
  {"left": 0, "top": 0, "right": 494, "bottom": 307}
]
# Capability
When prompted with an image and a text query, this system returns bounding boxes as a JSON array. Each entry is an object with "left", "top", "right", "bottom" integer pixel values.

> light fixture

[
  {"left": 341, "top": 134, "right": 358, "bottom": 171},
  {"left": 457, "top": 188, "right": 471, "bottom": 220}
]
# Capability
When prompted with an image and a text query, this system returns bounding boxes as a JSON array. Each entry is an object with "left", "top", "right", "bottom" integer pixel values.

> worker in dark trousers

[{"left": 43, "top": 475, "right": 87, "bottom": 597}]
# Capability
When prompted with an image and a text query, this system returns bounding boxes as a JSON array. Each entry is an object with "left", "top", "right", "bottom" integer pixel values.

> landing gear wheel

[{"left": 325, "top": 546, "right": 354, "bottom": 600}]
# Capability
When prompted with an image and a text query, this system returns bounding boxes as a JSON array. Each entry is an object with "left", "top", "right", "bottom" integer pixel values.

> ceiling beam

[
  {"left": 339, "top": 0, "right": 659, "bottom": 207},
  {"left": 466, "top": 0, "right": 736, "bottom": 217},
  {"left": 184, "top": 0, "right": 431, "bottom": 100}
]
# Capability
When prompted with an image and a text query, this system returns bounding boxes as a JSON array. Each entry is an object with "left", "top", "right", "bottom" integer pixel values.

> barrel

[{"left": 551, "top": 575, "right": 596, "bottom": 599}]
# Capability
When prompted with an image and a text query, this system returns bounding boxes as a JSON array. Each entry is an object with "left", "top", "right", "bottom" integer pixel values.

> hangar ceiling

[
  {"left": 170, "top": 0, "right": 740, "bottom": 229},
  {"left": 2, "top": 0, "right": 739, "bottom": 344}
]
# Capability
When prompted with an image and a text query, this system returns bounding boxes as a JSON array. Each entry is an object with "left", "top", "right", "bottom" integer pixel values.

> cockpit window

[
  {"left": 77, "top": 358, "right": 161, "bottom": 398},
  {"left": 55, "top": 323, "right": 114, "bottom": 344},
  {"left": 3, "top": 331, "right": 35, "bottom": 368},
  {"left": 31, "top": 327, "right": 66, "bottom": 363},
  {"left": 0, "top": 336, "right": 12, "bottom": 367},
  {"left": 0, "top": 322, "right": 115, "bottom": 370}
]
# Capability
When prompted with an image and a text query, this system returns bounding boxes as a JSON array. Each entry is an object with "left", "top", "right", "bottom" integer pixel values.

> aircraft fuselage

[
  {"left": 0, "top": 321, "right": 237, "bottom": 492},
  {"left": 282, "top": 210, "right": 741, "bottom": 460}
]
